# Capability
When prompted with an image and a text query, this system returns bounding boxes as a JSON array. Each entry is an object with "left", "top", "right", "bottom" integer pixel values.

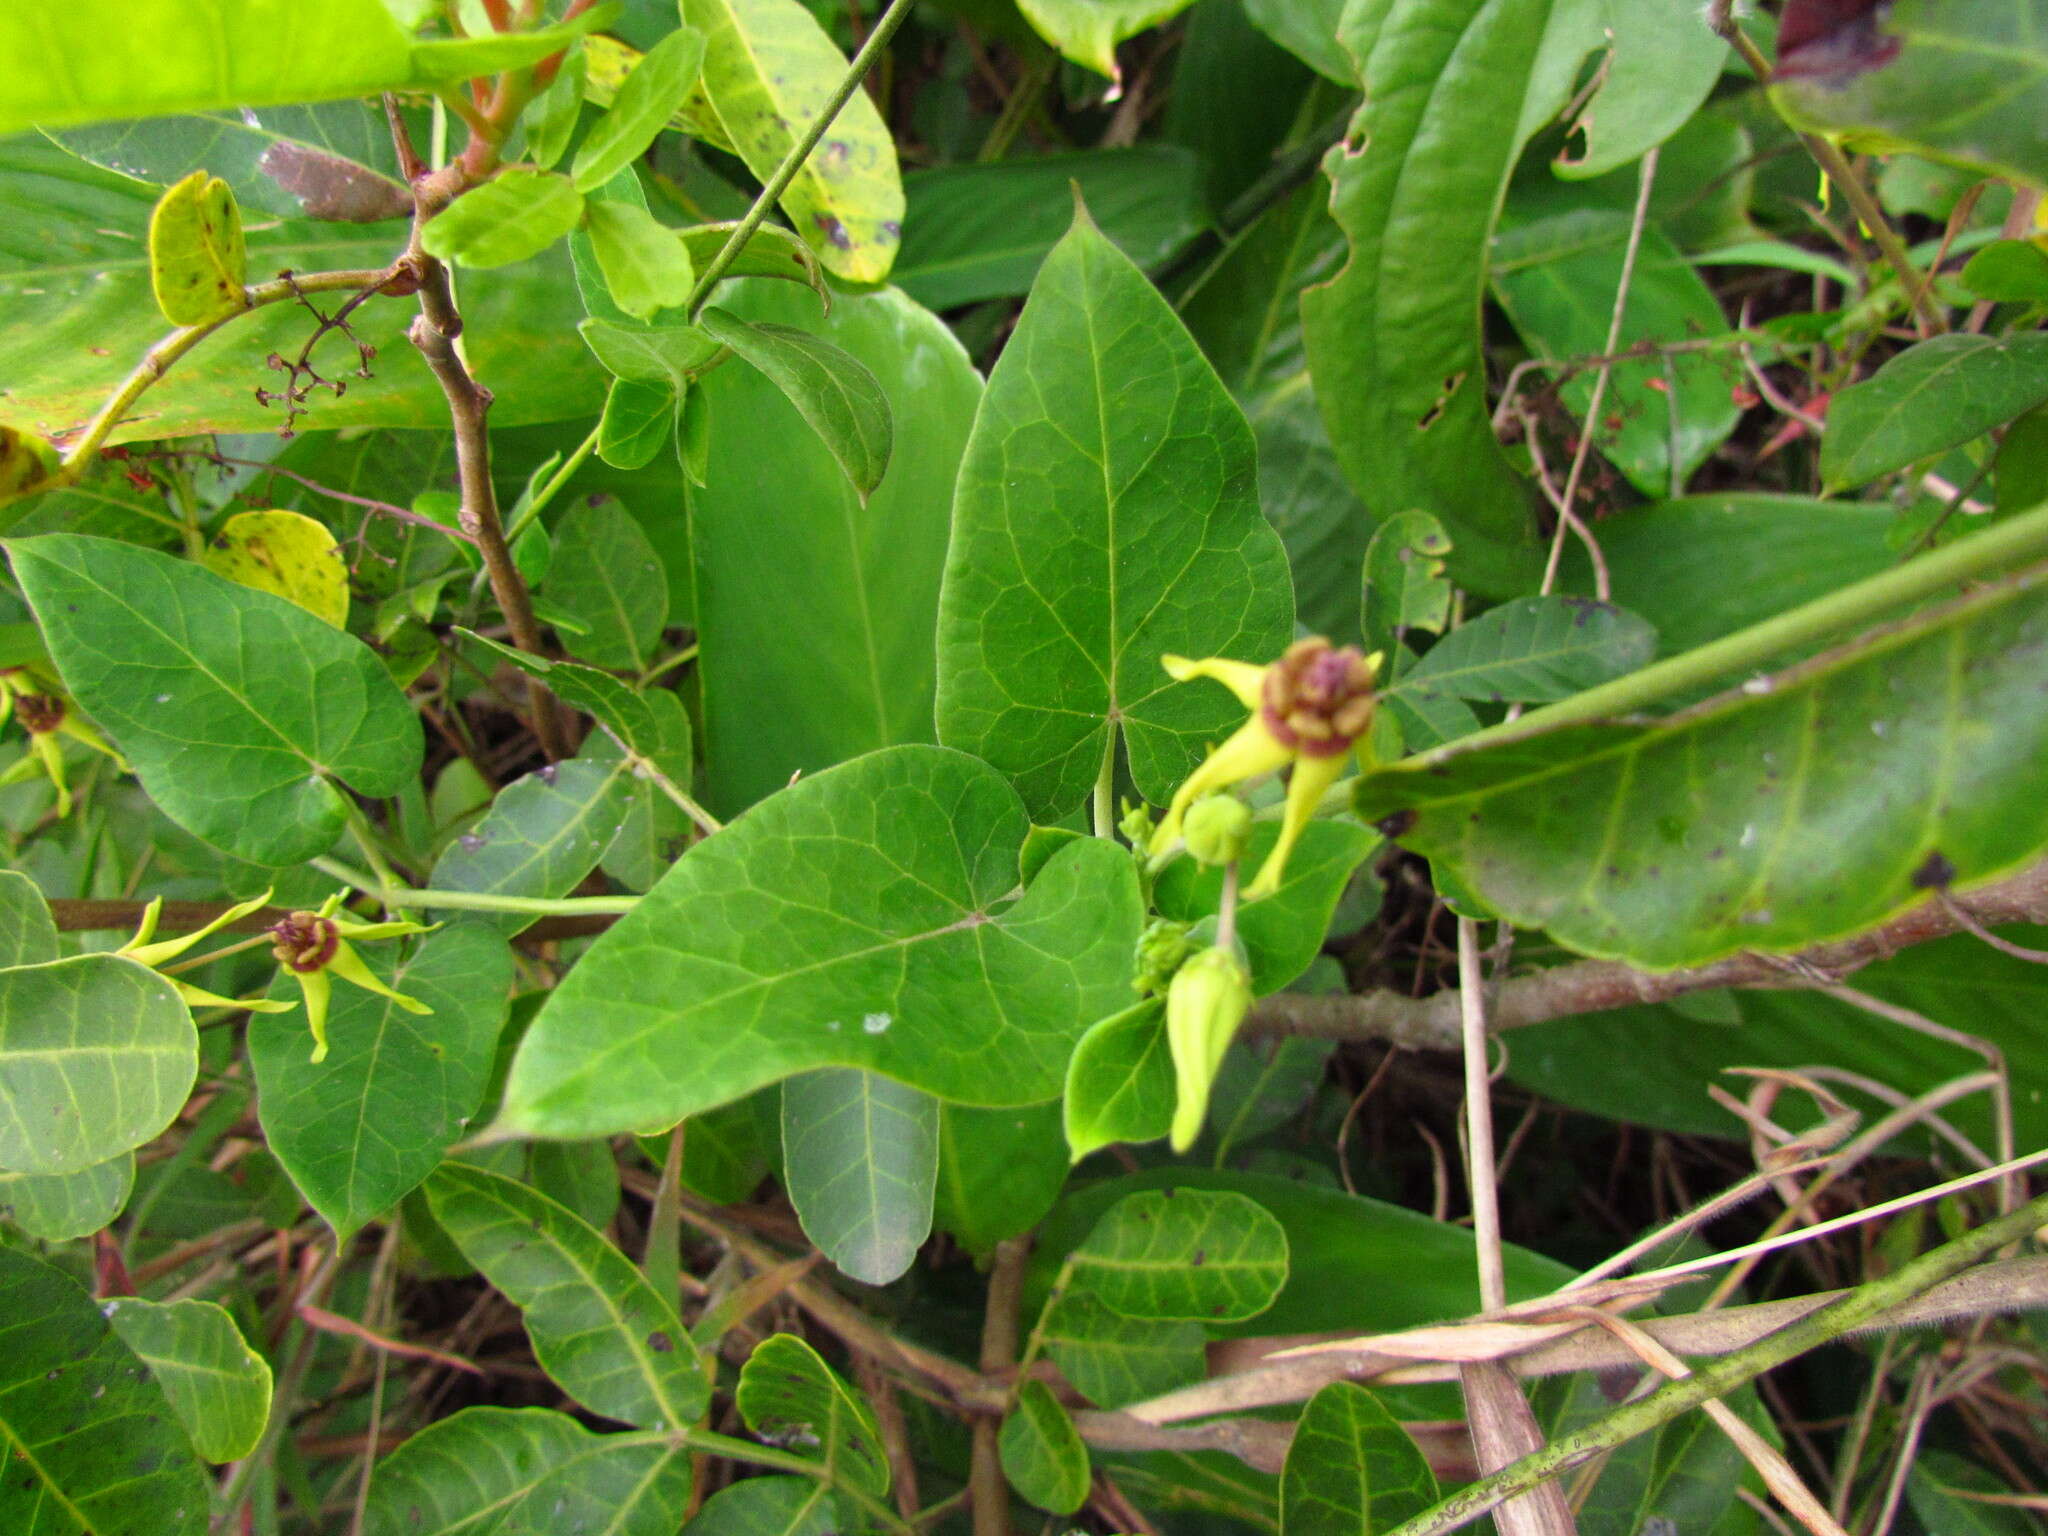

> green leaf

[
  {"left": 579, "top": 317, "right": 721, "bottom": 384},
  {"left": 527, "top": 51, "right": 590, "bottom": 172},
  {"left": 1280, "top": 1382, "right": 1439, "bottom": 1536},
  {"left": 684, "top": 1476, "right": 838, "bottom": 1536},
  {"left": 459, "top": 635, "right": 674, "bottom": 762},
  {"left": 1774, "top": 0, "right": 2048, "bottom": 190},
  {"left": 1906, "top": 1450, "right": 2039, "bottom": 1536},
  {"left": 679, "top": 221, "right": 827, "bottom": 299},
  {"left": 104, "top": 1297, "right": 271, "bottom": 1464},
  {"left": 1243, "top": 0, "right": 1352, "bottom": 81},
  {"left": 684, "top": 0, "right": 904, "bottom": 282},
  {"left": 598, "top": 377, "right": 678, "bottom": 470},
  {"left": 0, "top": 143, "right": 604, "bottom": 444},
  {"left": 932, "top": 1099, "right": 1070, "bottom": 1257},
  {"left": 426, "top": 1162, "right": 710, "bottom": 1430},
  {"left": 585, "top": 200, "right": 697, "bottom": 321},
  {"left": 582, "top": 691, "right": 697, "bottom": 892},
  {"left": 496, "top": 746, "right": 1144, "bottom": 1139},
  {"left": 735, "top": 1334, "right": 890, "bottom": 1495},
  {"left": 544, "top": 495, "right": 669, "bottom": 669},
  {"left": 894, "top": 147, "right": 1208, "bottom": 311},
  {"left": 1000, "top": 1379, "right": 1091, "bottom": 1515},
  {"left": 1961, "top": 240, "right": 2048, "bottom": 304},
  {"left": 496, "top": 1435, "right": 694, "bottom": 1536},
  {"left": 1067, "top": 1188, "right": 1288, "bottom": 1322},
  {"left": 1040, "top": 1292, "right": 1205, "bottom": 1409},
  {"left": 936, "top": 206, "right": 1294, "bottom": 821},
  {"left": 1205, "top": 1037, "right": 1337, "bottom": 1164},
  {"left": 780, "top": 1068, "right": 939, "bottom": 1285},
  {"left": 1552, "top": 0, "right": 1726, "bottom": 179},
  {"left": 0, "top": 1247, "right": 207, "bottom": 1533},
  {"left": 697, "top": 308, "right": 893, "bottom": 502},
  {"left": 571, "top": 25, "right": 707, "bottom": 192},
  {"left": 0, "top": 870, "right": 58, "bottom": 968},
  {"left": 1357, "top": 567, "right": 2048, "bottom": 969},
  {"left": 1539, "top": 1365, "right": 1765, "bottom": 1536},
  {"left": 1063, "top": 1000, "right": 1173, "bottom": 1161},
  {"left": 1822, "top": 334, "right": 2048, "bottom": 493},
  {"left": 0, "top": 1153, "right": 134, "bottom": 1242},
  {"left": 1014, "top": 0, "right": 1196, "bottom": 78},
  {"left": 1154, "top": 822, "right": 1376, "bottom": 993},
  {"left": 0, "top": 0, "right": 615, "bottom": 136},
  {"left": 8, "top": 534, "right": 423, "bottom": 864},
  {"left": 147, "top": 171, "right": 247, "bottom": 326},
  {"left": 1361, "top": 512, "right": 1457, "bottom": 672},
  {"left": 201, "top": 508, "right": 350, "bottom": 628},
  {"left": 1396, "top": 596, "right": 1657, "bottom": 705},
  {"left": 423, "top": 169, "right": 585, "bottom": 271},
  {"left": 687, "top": 282, "right": 979, "bottom": 814},
  {"left": 0, "top": 956, "right": 194, "bottom": 1176},
  {"left": 1490, "top": 210, "right": 1739, "bottom": 496},
  {"left": 1300, "top": 0, "right": 1562, "bottom": 598},
  {"left": 425, "top": 756, "right": 632, "bottom": 937},
  {"left": 250, "top": 926, "right": 513, "bottom": 1241}
]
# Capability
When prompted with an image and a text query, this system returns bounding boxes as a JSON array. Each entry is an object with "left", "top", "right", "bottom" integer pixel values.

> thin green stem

[
  {"left": 310, "top": 855, "right": 638, "bottom": 916},
  {"left": 1384, "top": 1186, "right": 2048, "bottom": 1536},
  {"left": 346, "top": 806, "right": 417, "bottom": 924},
  {"left": 503, "top": 422, "right": 600, "bottom": 546},
  {"left": 684, "top": 0, "right": 916, "bottom": 319}
]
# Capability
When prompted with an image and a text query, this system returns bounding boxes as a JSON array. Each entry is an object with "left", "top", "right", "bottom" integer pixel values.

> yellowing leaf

[
  {"left": 583, "top": 33, "right": 735, "bottom": 153},
  {"left": 201, "top": 510, "right": 349, "bottom": 628},
  {"left": 148, "top": 171, "right": 248, "bottom": 327},
  {"left": 0, "top": 426, "right": 60, "bottom": 508}
]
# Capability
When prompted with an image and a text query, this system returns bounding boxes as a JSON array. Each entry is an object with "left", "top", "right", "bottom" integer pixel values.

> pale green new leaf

[
  {"left": 598, "top": 377, "right": 677, "bottom": 470},
  {"left": 249, "top": 926, "right": 513, "bottom": 1241},
  {"left": 684, "top": 0, "right": 904, "bottom": 282},
  {"left": 0, "top": 1247, "right": 207, "bottom": 1535},
  {"left": 1015, "top": 0, "right": 1196, "bottom": 78},
  {"left": 697, "top": 308, "right": 893, "bottom": 502},
  {"left": 571, "top": 25, "right": 706, "bottom": 192},
  {"left": 496, "top": 746, "right": 1142, "bottom": 1141},
  {"left": 1395, "top": 596, "right": 1657, "bottom": 705},
  {"left": 1822, "top": 334, "right": 2048, "bottom": 493},
  {"left": 0, "top": 1153, "right": 133, "bottom": 1242},
  {"left": 585, "top": 201, "right": 696, "bottom": 322},
  {"left": 579, "top": 317, "right": 721, "bottom": 384},
  {"left": 1000, "top": 1379, "right": 1091, "bottom": 1515},
  {"left": 428, "top": 1164, "right": 707, "bottom": 1429},
  {"left": 781, "top": 1068, "right": 939, "bottom": 1286},
  {"left": 105, "top": 1297, "right": 272, "bottom": 1464},
  {"left": 1068, "top": 1187, "right": 1288, "bottom": 1322},
  {"left": 734, "top": 1334, "right": 890, "bottom": 1495},
  {"left": 422, "top": 169, "right": 585, "bottom": 270},
  {"left": 1280, "top": 1382, "right": 1439, "bottom": 1536},
  {"left": 935, "top": 208, "right": 1293, "bottom": 821},
  {"left": 0, "top": 956, "right": 194, "bottom": 1176},
  {"left": 1063, "top": 1000, "right": 1173, "bottom": 1161},
  {"left": 426, "top": 756, "right": 632, "bottom": 937},
  {"left": 543, "top": 495, "right": 669, "bottom": 669},
  {"left": 8, "top": 534, "right": 423, "bottom": 865}
]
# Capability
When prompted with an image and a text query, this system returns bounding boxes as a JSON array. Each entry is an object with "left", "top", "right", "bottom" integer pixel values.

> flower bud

[
  {"left": 1132, "top": 917, "right": 1192, "bottom": 997},
  {"left": 1166, "top": 946, "right": 1252, "bottom": 1152},
  {"left": 1181, "top": 794, "right": 1252, "bottom": 867}
]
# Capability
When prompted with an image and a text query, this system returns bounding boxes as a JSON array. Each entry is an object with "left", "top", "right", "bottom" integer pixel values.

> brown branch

[
  {"left": 1247, "top": 857, "right": 2048, "bottom": 1050},
  {"left": 973, "top": 1239, "right": 1028, "bottom": 1536}
]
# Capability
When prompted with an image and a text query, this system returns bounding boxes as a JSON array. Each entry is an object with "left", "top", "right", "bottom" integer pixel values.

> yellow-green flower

[
  {"left": 1166, "top": 945, "right": 1252, "bottom": 1152},
  {"left": 0, "top": 670, "right": 128, "bottom": 817},
  {"left": 1151, "top": 638, "right": 1381, "bottom": 898},
  {"left": 119, "top": 891, "right": 295, "bottom": 1016},
  {"left": 268, "top": 894, "right": 436, "bottom": 1063}
]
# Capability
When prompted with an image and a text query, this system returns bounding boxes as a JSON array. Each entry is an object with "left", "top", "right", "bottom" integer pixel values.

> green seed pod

[
  {"left": 1182, "top": 793, "right": 1252, "bottom": 866},
  {"left": 1165, "top": 946, "right": 1252, "bottom": 1152}
]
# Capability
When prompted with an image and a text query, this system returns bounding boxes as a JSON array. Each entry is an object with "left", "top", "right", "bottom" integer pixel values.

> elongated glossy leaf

[
  {"left": 735, "top": 1334, "right": 889, "bottom": 1495},
  {"left": 543, "top": 495, "right": 669, "bottom": 670},
  {"left": 698, "top": 308, "right": 893, "bottom": 501},
  {"left": 1358, "top": 564, "right": 2048, "bottom": 969},
  {"left": 0, "top": 1246, "right": 207, "bottom": 1535},
  {"left": 0, "top": 142, "right": 604, "bottom": 443},
  {"left": 936, "top": 208, "right": 1294, "bottom": 820},
  {"left": 571, "top": 25, "right": 706, "bottom": 192},
  {"left": 1068, "top": 1188, "right": 1288, "bottom": 1322},
  {"left": 1041, "top": 1292, "right": 1205, "bottom": 1409},
  {"left": 426, "top": 757, "right": 632, "bottom": 937},
  {"left": 1300, "top": 0, "right": 1562, "bottom": 598},
  {"left": 0, "top": 956, "right": 193, "bottom": 1176},
  {"left": 688, "top": 282, "right": 978, "bottom": 814},
  {"left": 104, "top": 1297, "right": 271, "bottom": 1463},
  {"left": 1822, "top": 334, "right": 2048, "bottom": 492},
  {"left": 585, "top": 201, "right": 697, "bottom": 321},
  {"left": 10, "top": 535, "right": 422, "bottom": 864},
  {"left": 684, "top": 1476, "right": 837, "bottom": 1536},
  {"left": 1280, "top": 1382, "right": 1439, "bottom": 1536},
  {"left": 781, "top": 1068, "right": 939, "bottom": 1285},
  {"left": 1154, "top": 821, "right": 1376, "bottom": 993},
  {"left": 895, "top": 147, "right": 1208, "bottom": 311},
  {"left": 1000, "top": 1379, "right": 1091, "bottom": 1515},
  {"left": 932, "top": 1099, "right": 1069, "bottom": 1257},
  {"left": 1063, "top": 1000, "right": 1173, "bottom": 1160},
  {"left": 1775, "top": 0, "right": 2048, "bottom": 189},
  {"left": 1015, "top": 0, "right": 1195, "bottom": 77},
  {"left": 0, "top": 1153, "right": 133, "bottom": 1241},
  {"left": 1397, "top": 596, "right": 1657, "bottom": 706},
  {"left": 427, "top": 1162, "right": 710, "bottom": 1430},
  {"left": 423, "top": 169, "right": 585, "bottom": 270},
  {"left": 0, "top": 869, "right": 58, "bottom": 968},
  {"left": 0, "top": 0, "right": 615, "bottom": 136},
  {"left": 497, "top": 746, "right": 1143, "bottom": 1139},
  {"left": 148, "top": 171, "right": 246, "bottom": 326},
  {"left": 363, "top": 1407, "right": 633, "bottom": 1536},
  {"left": 201, "top": 509, "right": 349, "bottom": 627},
  {"left": 684, "top": 0, "right": 904, "bottom": 282},
  {"left": 250, "top": 926, "right": 513, "bottom": 1240},
  {"left": 498, "top": 1435, "right": 694, "bottom": 1536}
]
